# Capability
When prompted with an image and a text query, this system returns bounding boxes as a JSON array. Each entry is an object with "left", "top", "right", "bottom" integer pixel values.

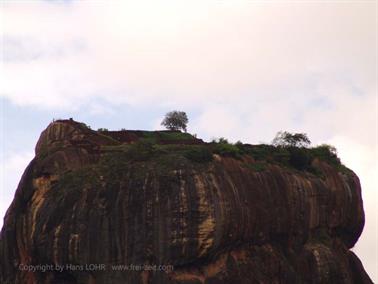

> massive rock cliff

[{"left": 0, "top": 120, "right": 373, "bottom": 284}]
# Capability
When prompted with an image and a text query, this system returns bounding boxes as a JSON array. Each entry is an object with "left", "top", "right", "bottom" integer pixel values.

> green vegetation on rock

[
  {"left": 139, "top": 130, "right": 196, "bottom": 144},
  {"left": 39, "top": 120, "right": 351, "bottom": 178},
  {"left": 158, "top": 131, "right": 195, "bottom": 141},
  {"left": 183, "top": 146, "right": 213, "bottom": 163},
  {"left": 244, "top": 162, "right": 267, "bottom": 172},
  {"left": 211, "top": 138, "right": 241, "bottom": 158},
  {"left": 98, "top": 128, "right": 109, "bottom": 132}
]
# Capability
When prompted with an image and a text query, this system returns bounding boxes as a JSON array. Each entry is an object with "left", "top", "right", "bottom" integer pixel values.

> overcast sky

[{"left": 1, "top": 0, "right": 377, "bottom": 281}]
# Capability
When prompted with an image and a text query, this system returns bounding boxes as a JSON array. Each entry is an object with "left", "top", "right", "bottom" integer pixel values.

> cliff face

[{"left": 0, "top": 120, "right": 372, "bottom": 284}]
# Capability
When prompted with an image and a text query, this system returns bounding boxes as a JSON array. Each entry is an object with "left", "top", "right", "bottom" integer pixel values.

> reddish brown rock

[{"left": 0, "top": 120, "right": 372, "bottom": 283}]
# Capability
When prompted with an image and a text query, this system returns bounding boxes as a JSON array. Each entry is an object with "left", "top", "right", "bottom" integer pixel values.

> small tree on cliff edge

[
  {"left": 272, "top": 131, "right": 311, "bottom": 148},
  {"left": 161, "top": 111, "right": 188, "bottom": 132}
]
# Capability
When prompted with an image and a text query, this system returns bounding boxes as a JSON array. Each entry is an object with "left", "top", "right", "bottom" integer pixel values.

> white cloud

[
  {"left": 1, "top": 1, "right": 375, "bottom": 109},
  {"left": 193, "top": 107, "right": 245, "bottom": 141},
  {"left": 3, "top": 35, "right": 86, "bottom": 62},
  {"left": 0, "top": 0, "right": 377, "bottom": 281}
]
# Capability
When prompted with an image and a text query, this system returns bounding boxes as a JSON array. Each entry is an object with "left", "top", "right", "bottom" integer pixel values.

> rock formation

[{"left": 0, "top": 119, "right": 373, "bottom": 283}]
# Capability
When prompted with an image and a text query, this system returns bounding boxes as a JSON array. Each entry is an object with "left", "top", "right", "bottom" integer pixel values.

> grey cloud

[{"left": 2, "top": 35, "right": 87, "bottom": 62}]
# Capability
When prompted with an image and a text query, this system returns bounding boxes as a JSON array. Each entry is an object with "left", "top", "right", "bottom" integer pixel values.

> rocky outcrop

[{"left": 0, "top": 120, "right": 372, "bottom": 283}]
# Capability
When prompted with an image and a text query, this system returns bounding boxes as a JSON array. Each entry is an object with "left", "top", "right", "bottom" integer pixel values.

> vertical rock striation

[{"left": 0, "top": 120, "right": 373, "bottom": 283}]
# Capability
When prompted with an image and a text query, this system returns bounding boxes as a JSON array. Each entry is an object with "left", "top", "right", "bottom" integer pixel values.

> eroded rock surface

[{"left": 0, "top": 120, "right": 373, "bottom": 283}]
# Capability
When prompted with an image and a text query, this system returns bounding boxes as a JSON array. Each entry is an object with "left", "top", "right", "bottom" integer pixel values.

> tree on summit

[
  {"left": 272, "top": 131, "right": 311, "bottom": 148},
  {"left": 161, "top": 111, "right": 188, "bottom": 132}
]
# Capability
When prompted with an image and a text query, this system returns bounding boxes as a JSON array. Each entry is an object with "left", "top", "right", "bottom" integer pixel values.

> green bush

[
  {"left": 184, "top": 147, "right": 213, "bottom": 163},
  {"left": 210, "top": 138, "right": 241, "bottom": 158},
  {"left": 240, "top": 144, "right": 313, "bottom": 171},
  {"left": 98, "top": 128, "right": 109, "bottom": 132},
  {"left": 234, "top": 141, "right": 247, "bottom": 154},
  {"left": 310, "top": 144, "right": 340, "bottom": 166},
  {"left": 213, "top": 143, "right": 241, "bottom": 158},
  {"left": 309, "top": 144, "right": 352, "bottom": 174}
]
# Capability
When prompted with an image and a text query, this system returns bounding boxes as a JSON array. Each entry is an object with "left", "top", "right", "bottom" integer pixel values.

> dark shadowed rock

[{"left": 0, "top": 120, "right": 373, "bottom": 284}]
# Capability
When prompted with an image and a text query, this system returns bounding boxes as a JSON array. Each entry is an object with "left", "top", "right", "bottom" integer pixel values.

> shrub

[
  {"left": 213, "top": 143, "right": 241, "bottom": 158},
  {"left": 210, "top": 138, "right": 241, "bottom": 158},
  {"left": 310, "top": 144, "right": 340, "bottom": 165},
  {"left": 211, "top": 137, "right": 229, "bottom": 143},
  {"left": 239, "top": 143, "right": 312, "bottom": 171},
  {"left": 98, "top": 128, "right": 109, "bottom": 132},
  {"left": 184, "top": 147, "right": 213, "bottom": 163},
  {"left": 234, "top": 141, "right": 245, "bottom": 153}
]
